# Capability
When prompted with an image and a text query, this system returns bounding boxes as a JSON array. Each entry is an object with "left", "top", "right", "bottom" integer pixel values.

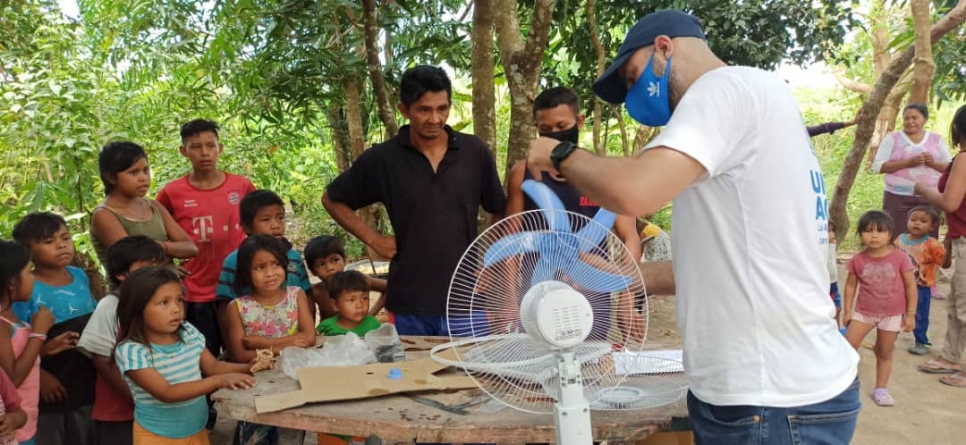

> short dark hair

[
  {"left": 116, "top": 266, "right": 183, "bottom": 348},
  {"left": 239, "top": 190, "right": 285, "bottom": 229},
  {"left": 99, "top": 141, "right": 148, "bottom": 196},
  {"left": 952, "top": 104, "right": 966, "bottom": 147},
  {"left": 533, "top": 87, "right": 580, "bottom": 117},
  {"left": 904, "top": 103, "right": 929, "bottom": 120},
  {"left": 233, "top": 235, "right": 289, "bottom": 294},
  {"left": 399, "top": 65, "right": 452, "bottom": 107},
  {"left": 304, "top": 236, "right": 345, "bottom": 268},
  {"left": 106, "top": 236, "right": 166, "bottom": 287},
  {"left": 327, "top": 270, "right": 369, "bottom": 301},
  {"left": 12, "top": 212, "right": 67, "bottom": 245},
  {"left": 856, "top": 210, "right": 895, "bottom": 238},
  {"left": 180, "top": 119, "right": 220, "bottom": 142},
  {"left": 908, "top": 205, "right": 942, "bottom": 227}
]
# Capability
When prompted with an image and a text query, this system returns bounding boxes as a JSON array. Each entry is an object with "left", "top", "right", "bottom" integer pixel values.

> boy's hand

[
  {"left": 31, "top": 307, "right": 55, "bottom": 334},
  {"left": 902, "top": 315, "right": 916, "bottom": 333},
  {"left": 39, "top": 370, "right": 67, "bottom": 404},
  {"left": 218, "top": 373, "right": 256, "bottom": 390},
  {"left": 41, "top": 332, "right": 79, "bottom": 357}
]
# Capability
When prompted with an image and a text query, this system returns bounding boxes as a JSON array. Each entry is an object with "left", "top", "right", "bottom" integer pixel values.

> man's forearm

[
  {"left": 640, "top": 261, "right": 675, "bottom": 295},
  {"left": 321, "top": 193, "right": 378, "bottom": 244},
  {"left": 559, "top": 148, "right": 703, "bottom": 217}
]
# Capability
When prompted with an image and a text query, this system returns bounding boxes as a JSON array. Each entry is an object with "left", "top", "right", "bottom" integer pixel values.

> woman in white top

[{"left": 873, "top": 103, "right": 952, "bottom": 237}]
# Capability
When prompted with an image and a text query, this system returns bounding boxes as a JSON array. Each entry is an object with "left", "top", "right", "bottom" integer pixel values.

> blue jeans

[
  {"left": 392, "top": 312, "right": 490, "bottom": 337},
  {"left": 914, "top": 285, "right": 932, "bottom": 345},
  {"left": 688, "top": 378, "right": 861, "bottom": 445}
]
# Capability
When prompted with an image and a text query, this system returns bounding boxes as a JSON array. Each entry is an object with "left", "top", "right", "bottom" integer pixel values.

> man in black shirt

[{"left": 322, "top": 65, "right": 506, "bottom": 336}]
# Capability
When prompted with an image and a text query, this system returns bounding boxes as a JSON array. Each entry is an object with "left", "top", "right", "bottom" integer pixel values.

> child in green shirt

[{"left": 316, "top": 271, "right": 381, "bottom": 336}]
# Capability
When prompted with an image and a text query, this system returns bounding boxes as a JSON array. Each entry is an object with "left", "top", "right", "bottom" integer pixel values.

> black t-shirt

[
  {"left": 522, "top": 168, "right": 601, "bottom": 228},
  {"left": 326, "top": 125, "right": 506, "bottom": 315},
  {"left": 41, "top": 314, "right": 95, "bottom": 412}
]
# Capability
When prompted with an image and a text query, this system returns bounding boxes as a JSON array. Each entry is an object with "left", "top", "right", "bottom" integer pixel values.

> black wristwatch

[{"left": 550, "top": 141, "right": 578, "bottom": 173}]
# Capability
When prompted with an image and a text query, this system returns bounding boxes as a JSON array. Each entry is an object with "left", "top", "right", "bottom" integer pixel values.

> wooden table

[{"left": 212, "top": 337, "right": 690, "bottom": 444}]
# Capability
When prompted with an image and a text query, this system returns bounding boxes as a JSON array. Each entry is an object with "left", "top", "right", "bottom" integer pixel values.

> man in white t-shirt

[{"left": 526, "top": 10, "right": 860, "bottom": 444}]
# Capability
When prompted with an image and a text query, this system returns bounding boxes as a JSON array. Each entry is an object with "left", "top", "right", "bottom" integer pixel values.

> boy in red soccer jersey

[{"left": 156, "top": 119, "right": 255, "bottom": 357}]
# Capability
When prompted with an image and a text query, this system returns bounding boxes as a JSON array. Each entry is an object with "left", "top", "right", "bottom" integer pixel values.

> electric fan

[{"left": 430, "top": 180, "right": 687, "bottom": 445}]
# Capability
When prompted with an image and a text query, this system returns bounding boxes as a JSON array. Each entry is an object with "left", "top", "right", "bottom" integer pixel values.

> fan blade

[
  {"left": 564, "top": 259, "right": 634, "bottom": 292},
  {"left": 483, "top": 232, "right": 549, "bottom": 266},
  {"left": 521, "top": 180, "right": 570, "bottom": 231},
  {"left": 529, "top": 257, "right": 556, "bottom": 286},
  {"left": 574, "top": 208, "right": 617, "bottom": 252}
]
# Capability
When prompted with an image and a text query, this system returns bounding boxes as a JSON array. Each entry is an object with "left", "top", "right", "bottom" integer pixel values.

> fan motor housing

[{"left": 520, "top": 281, "right": 595, "bottom": 349}]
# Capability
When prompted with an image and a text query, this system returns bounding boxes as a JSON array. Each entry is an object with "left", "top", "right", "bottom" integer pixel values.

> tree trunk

[
  {"left": 471, "top": 0, "right": 498, "bottom": 232},
  {"left": 494, "top": 0, "right": 558, "bottom": 177},
  {"left": 328, "top": 107, "right": 351, "bottom": 171},
  {"left": 587, "top": 0, "right": 606, "bottom": 154},
  {"left": 633, "top": 124, "right": 656, "bottom": 153},
  {"left": 909, "top": 0, "right": 936, "bottom": 103},
  {"left": 829, "top": 0, "right": 966, "bottom": 241},
  {"left": 616, "top": 108, "right": 629, "bottom": 157},
  {"left": 360, "top": 0, "right": 399, "bottom": 136},
  {"left": 871, "top": 0, "right": 893, "bottom": 78},
  {"left": 344, "top": 75, "right": 384, "bottom": 242},
  {"left": 471, "top": 0, "right": 497, "bottom": 152}
]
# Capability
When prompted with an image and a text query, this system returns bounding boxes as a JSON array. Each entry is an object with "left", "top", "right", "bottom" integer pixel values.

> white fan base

[{"left": 553, "top": 351, "right": 593, "bottom": 445}]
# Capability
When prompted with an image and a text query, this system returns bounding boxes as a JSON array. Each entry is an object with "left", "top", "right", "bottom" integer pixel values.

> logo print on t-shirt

[
  {"left": 579, "top": 196, "right": 597, "bottom": 207},
  {"left": 192, "top": 216, "right": 215, "bottom": 242},
  {"left": 860, "top": 262, "right": 896, "bottom": 300},
  {"left": 228, "top": 191, "right": 240, "bottom": 204}
]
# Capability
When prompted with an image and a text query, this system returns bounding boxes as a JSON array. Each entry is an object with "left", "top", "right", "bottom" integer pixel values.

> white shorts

[{"left": 852, "top": 311, "right": 903, "bottom": 332}]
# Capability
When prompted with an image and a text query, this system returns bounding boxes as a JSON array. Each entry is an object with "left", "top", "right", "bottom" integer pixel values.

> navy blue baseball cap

[{"left": 592, "top": 10, "right": 706, "bottom": 104}]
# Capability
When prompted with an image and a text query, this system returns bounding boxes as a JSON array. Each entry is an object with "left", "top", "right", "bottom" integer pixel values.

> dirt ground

[{"left": 210, "top": 257, "right": 966, "bottom": 444}]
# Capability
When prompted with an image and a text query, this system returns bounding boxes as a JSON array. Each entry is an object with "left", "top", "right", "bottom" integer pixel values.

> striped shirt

[
  {"left": 215, "top": 247, "right": 311, "bottom": 300},
  {"left": 115, "top": 322, "right": 209, "bottom": 438}
]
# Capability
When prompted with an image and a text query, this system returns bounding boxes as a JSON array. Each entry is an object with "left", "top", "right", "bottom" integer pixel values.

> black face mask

[{"left": 539, "top": 125, "right": 579, "bottom": 145}]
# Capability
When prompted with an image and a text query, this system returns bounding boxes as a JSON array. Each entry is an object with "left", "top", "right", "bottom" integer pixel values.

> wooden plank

[
  {"left": 213, "top": 336, "right": 688, "bottom": 443},
  {"left": 637, "top": 431, "right": 695, "bottom": 445}
]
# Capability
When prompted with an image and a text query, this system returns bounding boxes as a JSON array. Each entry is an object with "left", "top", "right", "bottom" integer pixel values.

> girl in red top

[
  {"left": 843, "top": 210, "right": 917, "bottom": 406},
  {"left": 914, "top": 104, "right": 966, "bottom": 387}
]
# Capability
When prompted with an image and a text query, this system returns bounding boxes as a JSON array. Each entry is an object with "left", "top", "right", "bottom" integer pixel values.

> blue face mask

[{"left": 625, "top": 52, "right": 672, "bottom": 127}]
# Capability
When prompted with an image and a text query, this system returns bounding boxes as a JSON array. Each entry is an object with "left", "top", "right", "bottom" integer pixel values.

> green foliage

[
  {"left": 538, "top": 0, "right": 857, "bottom": 159},
  {"left": 797, "top": 86, "right": 965, "bottom": 249}
]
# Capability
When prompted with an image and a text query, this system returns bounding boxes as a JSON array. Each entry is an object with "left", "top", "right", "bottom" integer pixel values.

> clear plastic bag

[
  {"left": 279, "top": 332, "right": 376, "bottom": 381},
  {"left": 364, "top": 323, "right": 406, "bottom": 363}
]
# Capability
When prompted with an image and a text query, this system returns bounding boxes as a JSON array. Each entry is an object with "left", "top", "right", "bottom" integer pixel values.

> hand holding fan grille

[{"left": 430, "top": 180, "right": 687, "bottom": 445}]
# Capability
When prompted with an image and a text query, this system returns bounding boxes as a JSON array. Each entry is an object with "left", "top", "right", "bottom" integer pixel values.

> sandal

[
  {"left": 871, "top": 388, "right": 895, "bottom": 406},
  {"left": 919, "top": 359, "right": 961, "bottom": 374},
  {"left": 939, "top": 372, "right": 966, "bottom": 387}
]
